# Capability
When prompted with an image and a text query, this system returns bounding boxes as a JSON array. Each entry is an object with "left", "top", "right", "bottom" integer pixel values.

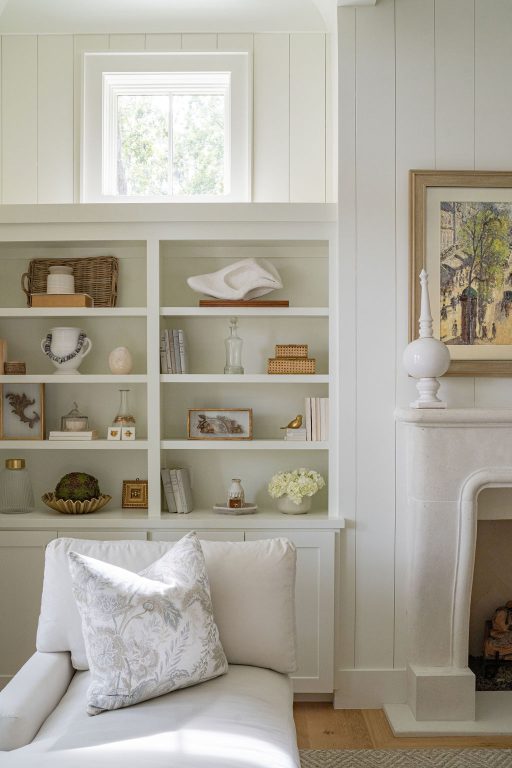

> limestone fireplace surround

[{"left": 386, "top": 409, "right": 512, "bottom": 736}]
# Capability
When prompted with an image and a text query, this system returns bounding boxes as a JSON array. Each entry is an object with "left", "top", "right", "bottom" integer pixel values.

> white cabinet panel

[
  {"left": 150, "top": 530, "right": 244, "bottom": 542},
  {"left": 245, "top": 530, "right": 335, "bottom": 693},
  {"left": 57, "top": 530, "right": 148, "bottom": 540},
  {"left": 0, "top": 531, "right": 57, "bottom": 685}
]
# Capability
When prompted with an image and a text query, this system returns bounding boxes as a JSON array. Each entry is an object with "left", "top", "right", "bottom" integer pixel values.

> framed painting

[
  {"left": 187, "top": 408, "right": 253, "bottom": 440},
  {"left": 122, "top": 479, "right": 148, "bottom": 509},
  {"left": 410, "top": 170, "right": 512, "bottom": 375},
  {"left": 0, "top": 384, "right": 45, "bottom": 440}
]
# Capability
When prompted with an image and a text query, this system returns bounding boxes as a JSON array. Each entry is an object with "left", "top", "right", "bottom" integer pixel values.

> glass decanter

[
  {"left": 0, "top": 459, "right": 35, "bottom": 514},
  {"left": 224, "top": 317, "right": 244, "bottom": 374},
  {"left": 112, "top": 389, "right": 136, "bottom": 426}
]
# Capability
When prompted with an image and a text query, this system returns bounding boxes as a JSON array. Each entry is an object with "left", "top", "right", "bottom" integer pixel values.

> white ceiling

[{"left": 0, "top": 0, "right": 336, "bottom": 34}]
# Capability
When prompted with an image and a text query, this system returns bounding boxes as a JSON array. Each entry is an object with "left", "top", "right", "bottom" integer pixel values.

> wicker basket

[
  {"left": 275, "top": 344, "right": 308, "bottom": 359},
  {"left": 22, "top": 256, "right": 119, "bottom": 307},
  {"left": 268, "top": 358, "right": 316, "bottom": 374}
]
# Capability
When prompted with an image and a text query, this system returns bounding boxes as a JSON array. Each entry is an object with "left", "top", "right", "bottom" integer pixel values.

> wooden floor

[{"left": 293, "top": 704, "right": 512, "bottom": 749}]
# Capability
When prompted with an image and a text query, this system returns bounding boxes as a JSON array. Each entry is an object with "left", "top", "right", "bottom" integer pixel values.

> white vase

[
  {"left": 41, "top": 327, "right": 92, "bottom": 375},
  {"left": 277, "top": 495, "right": 311, "bottom": 515},
  {"left": 108, "top": 346, "right": 133, "bottom": 375},
  {"left": 46, "top": 265, "right": 75, "bottom": 294}
]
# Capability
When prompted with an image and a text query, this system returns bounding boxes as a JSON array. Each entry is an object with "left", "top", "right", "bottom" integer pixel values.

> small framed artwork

[
  {"left": 0, "top": 384, "right": 45, "bottom": 440},
  {"left": 187, "top": 408, "right": 253, "bottom": 440},
  {"left": 410, "top": 170, "right": 512, "bottom": 376},
  {"left": 122, "top": 479, "right": 148, "bottom": 509}
]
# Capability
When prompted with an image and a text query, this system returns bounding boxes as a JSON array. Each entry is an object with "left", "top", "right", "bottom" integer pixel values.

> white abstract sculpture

[
  {"left": 403, "top": 269, "right": 450, "bottom": 408},
  {"left": 187, "top": 258, "right": 282, "bottom": 300}
]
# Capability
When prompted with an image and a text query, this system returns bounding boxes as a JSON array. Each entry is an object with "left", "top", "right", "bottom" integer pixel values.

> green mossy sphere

[{"left": 55, "top": 472, "right": 101, "bottom": 502}]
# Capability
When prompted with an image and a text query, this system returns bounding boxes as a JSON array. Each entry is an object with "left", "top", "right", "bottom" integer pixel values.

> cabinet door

[
  {"left": 0, "top": 531, "right": 57, "bottom": 688},
  {"left": 245, "top": 530, "right": 335, "bottom": 694},
  {"left": 57, "top": 530, "right": 148, "bottom": 540},
  {"left": 150, "top": 530, "right": 244, "bottom": 542}
]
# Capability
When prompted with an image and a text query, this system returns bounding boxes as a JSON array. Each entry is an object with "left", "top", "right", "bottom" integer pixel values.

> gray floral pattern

[{"left": 68, "top": 532, "right": 228, "bottom": 715}]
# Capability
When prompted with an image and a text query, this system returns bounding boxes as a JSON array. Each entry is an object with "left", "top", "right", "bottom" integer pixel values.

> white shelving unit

[{"left": 0, "top": 205, "right": 342, "bottom": 528}]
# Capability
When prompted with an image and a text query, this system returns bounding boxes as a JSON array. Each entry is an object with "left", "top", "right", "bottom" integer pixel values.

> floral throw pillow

[{"left": 68, "top": 532, "right": 228, "bottom": 715}]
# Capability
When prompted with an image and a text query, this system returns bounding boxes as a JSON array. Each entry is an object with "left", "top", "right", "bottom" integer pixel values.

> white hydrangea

[{"left": 268, "top": 468, "right": 325, "bottom": 505}]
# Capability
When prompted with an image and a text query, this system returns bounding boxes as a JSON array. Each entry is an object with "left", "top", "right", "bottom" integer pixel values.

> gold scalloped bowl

[{"left": 42, "top": 492, "right": 112, "bottom": 515}]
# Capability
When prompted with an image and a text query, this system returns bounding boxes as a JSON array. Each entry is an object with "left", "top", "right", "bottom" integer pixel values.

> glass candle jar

[
  {"left": 227, "top": 478, "right": 245, "bottom": 509},
  {"left": 0, "top": 459, "right": 35, "bottom": 514}
]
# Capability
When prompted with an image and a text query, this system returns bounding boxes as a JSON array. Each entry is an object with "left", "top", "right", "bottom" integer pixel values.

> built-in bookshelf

[{"left": 0, "top": 205, "right": 340, "bottom": 527}]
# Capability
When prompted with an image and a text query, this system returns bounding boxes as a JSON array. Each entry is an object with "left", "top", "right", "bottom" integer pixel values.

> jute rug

[{"left": 300, "top": 749, "right": 512, "bottom": 767}]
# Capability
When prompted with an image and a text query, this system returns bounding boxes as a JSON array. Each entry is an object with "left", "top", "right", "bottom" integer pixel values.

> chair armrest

[{"left": 0, "top": 651, "right": 73, "bottom": 751}]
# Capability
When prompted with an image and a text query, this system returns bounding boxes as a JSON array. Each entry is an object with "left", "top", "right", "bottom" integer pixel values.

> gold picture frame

[
  {"left": 0, "top": 383, "right": 45, "bottom": 440},
  {"left": 122, "top": 479, "right": 148, "bottom": 509},
  {"left": 410, "top": 170, "right": 512, "bottom": 376},
  {"left": 187, "top": 408, "right": 253, "bottom": 440}
]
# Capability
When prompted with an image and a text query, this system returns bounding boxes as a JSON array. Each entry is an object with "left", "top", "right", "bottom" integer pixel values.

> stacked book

[
  {"left": 305, "top": 397, "right": 329, "bottom": 441},
  {"left": 285, "top": 427, "right": 307, "bottom": 441},
  {"left": 161, "top": 467, "right": 193, "bottom": 513},
  {"left": 49, "top": 430, "right": 98, "bottom": 440},
  {"left": 160, "top": 329, "right": 188, "bottom": 374}
]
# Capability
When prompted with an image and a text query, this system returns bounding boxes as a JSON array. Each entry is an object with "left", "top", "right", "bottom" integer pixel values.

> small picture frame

[
  {"left": 187, "top": 408, "right": 253, "bottom": 440},
  {"left": 0, "top": 384, "right": 45, "bottom": 440},
  {"left": 122, "top": 479, "right": 148, "bottom": 509},
  {"left": 107, "top": 426, "right": 122, "bottom": 441}
]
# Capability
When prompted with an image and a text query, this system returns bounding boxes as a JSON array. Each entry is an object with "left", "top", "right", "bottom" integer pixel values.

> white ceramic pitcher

[{"left": 41, "top": 327, "right": 93, "bottom": 375}]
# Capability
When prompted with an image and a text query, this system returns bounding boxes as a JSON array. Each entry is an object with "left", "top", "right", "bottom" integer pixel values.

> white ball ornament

[{"left": 108, "top": 347, "right": 133, "bottom": 375}]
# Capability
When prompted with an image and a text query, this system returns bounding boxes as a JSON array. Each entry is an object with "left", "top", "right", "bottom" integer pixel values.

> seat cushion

[
  {"left": 7, "top": 665, "right": 299, "bottom": 768},
  {"left": 37, "top": 536, "right": 297, "bottom": 674}
]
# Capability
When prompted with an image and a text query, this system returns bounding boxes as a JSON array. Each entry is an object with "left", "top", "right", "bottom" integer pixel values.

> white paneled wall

[
  {"left": 0, "top": 31, "right": 333, "bottom": 204},
  {"left": 337, "top": 0, "right": 512, "bottom": 706}
]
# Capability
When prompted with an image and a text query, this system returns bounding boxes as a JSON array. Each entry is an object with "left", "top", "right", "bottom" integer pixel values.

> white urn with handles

[{"left": 41, "top": 327, "right": 93, "bottom": 375}]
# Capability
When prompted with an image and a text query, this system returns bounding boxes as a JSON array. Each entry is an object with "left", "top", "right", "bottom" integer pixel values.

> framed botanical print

[
  {"left": 0, "top": 384, "right": 45, "bottom": 440},
  {"left": 410, "top": 170, "right": 512, "bottom": 375},
  {"left": 187, "top": 408, "right": 253, "bottom": 440}
]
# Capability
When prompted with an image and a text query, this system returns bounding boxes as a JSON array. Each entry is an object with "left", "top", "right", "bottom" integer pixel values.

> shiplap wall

[
  {"left": 337, "top": 0, "right": 512, "bottom": 705},
  {"left": 0, "top": 32, "right": 333, "bottom": 204}
]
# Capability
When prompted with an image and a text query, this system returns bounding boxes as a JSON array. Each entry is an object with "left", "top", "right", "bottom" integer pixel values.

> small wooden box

[
  {"left": 31, "top": 293, "right": 94, "bottom": 308},
  {"left": 268, "top": 358, "right": 316, "bottom": 374},
  {"left": 275, "top": 344, "right": 308, "bottom": 358}
]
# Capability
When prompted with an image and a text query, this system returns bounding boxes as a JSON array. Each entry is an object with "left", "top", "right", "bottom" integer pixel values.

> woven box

[
  {"left": 268, "top": 358, "right": 316, "bottom": 374},
  {"left": 22, "top": 256, "right": 119, "bottom": 308},
  {"left": 275, "top": 344, "right": 308, "bottom": 358}
]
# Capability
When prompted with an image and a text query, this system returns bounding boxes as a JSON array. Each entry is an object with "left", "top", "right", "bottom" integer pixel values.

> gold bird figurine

[{"left": 280, "top": 415, "right": 303, "bottom": 430}]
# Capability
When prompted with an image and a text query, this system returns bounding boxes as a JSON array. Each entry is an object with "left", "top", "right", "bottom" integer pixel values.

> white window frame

[{"left": 81, "top": 52, "right": 251, "bottom": 203}]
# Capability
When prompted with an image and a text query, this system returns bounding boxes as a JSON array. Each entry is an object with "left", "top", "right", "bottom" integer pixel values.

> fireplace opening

[{"left": 469, "top": 490, "right": 512, "bottom": 691}]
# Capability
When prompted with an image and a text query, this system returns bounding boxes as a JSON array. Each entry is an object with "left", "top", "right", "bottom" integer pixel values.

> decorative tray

[
  {"left": 42, "top": 492, "right": 112, "bottom": 514},
  {"left": 213, "top": 502, "right": 258, "bottom": 515}
]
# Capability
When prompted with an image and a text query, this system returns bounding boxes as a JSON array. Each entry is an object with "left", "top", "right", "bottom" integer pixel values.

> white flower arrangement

[{"left": 268, "top": 468, "right": 325, "bottom": 506}]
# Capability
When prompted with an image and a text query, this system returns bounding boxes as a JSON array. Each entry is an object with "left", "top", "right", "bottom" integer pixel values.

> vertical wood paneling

[
  {"left": 354, "top": 0, "right": 396, "bottom": 670},
  {"left": 2, "top": 35, "right": 38, "bottom": 203},
  {"left": 325, "top": 32, "right": 336, "bottom": 203},
  {"left": 290, "top": 33, "right": 326, "bottom": 202},
  {"left": 73, "top": 34, "right": 109, "bottom": 202},
  {"left": 182, "top": 34, "right": 217, "bottom": 51},
  {"left": 394, "top": 0, "right": 435, "bottom": 669},
  {"left": 338, "top": 7, "right": 357, "bottom": 670},
  {"left": 217, "top": 33, "right": 253, "bottom": 53},
  {"left": 253, "top": 33, "right": 290, "bottom": 201},
  {"left": 38, "top": 35, "right": 74, "bottom": 203},
  {"left": 109, "top": 34, "right": 145, "bottom": 51},
  {"left": 145, "top": 34, "right": 182, "bottom": 51},
  {"left": 475, "top": 0, "right": 512, "bottom": 169},
  {"left": 435, "top": 0, "right": 475, "bottom": 169}
]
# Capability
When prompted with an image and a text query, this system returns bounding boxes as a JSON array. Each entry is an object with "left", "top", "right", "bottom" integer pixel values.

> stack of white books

[
  {"left": 49, "top": 430, "right": 99, "bottom": 440},
  {"left": 160, "top": 329, "right": 188, "bottom": 374},
  {"left": 285, "top": 427, "right": 307, "bottom": 441},
  {"left": 305, "top": 397, "right": 329, "bottom": 442},
  {"left": 160, "top": 467, "right": 193, "bottom": 513}
]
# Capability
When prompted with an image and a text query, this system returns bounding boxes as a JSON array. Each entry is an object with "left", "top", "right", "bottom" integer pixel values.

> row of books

[
  {"left": 160, "top": 467, "right": 193, "bottom": 513},
  {"left": 285, "top": 397, "right": 329, "bottom": 441},
  {"left": 160, "top": 329, "right": 188, "bottom": 374}
]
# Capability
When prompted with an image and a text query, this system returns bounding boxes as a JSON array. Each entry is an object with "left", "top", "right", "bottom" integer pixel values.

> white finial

[{"left": 418, "top": 269, "right": 433, "bottom": 339}]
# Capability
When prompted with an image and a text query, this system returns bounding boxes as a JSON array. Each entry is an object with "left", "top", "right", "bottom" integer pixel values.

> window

[{"left": 82, "top": 53, "right": 250, "bottom": 202}]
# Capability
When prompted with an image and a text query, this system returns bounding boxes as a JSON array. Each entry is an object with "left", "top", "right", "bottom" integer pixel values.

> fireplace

[{"left": 386, "top": 409, "right": 512, "bottom": 735}]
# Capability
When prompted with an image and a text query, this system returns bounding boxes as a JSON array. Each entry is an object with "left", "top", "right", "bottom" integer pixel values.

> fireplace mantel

[{"left": 387, "top": 408, "right": 512, "bottom": 735}]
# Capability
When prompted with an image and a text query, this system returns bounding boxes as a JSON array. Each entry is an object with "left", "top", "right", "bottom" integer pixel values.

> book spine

[
  {"left": 176, "top": 468, "right": 193, "bottom": 513},
  {"left": 160, "top": 469, "right": 177, "bottom": 513},
  {"left": 305, "top": 397, "right": 312, "bottom": 441},
  {"left": 165, "top": 330, "right": 174, "bottom": 373},
  {"left": 178, "top": 329, "right": 188, "bottom": 374},
  {"left": 324, "top": 398, "right": 329, "bottom": 441},
  {"left": 160, "top": 331, "right": 168, "bottom": 374},
  {"left": 320, "top": 398, "right": 326, "bottom": 442},
  {"left": 172, "top": 330, "right": 182, "bottom": 374},
  {"left": 313, "top": 397, "right": 320, "bottom": 441},
  {"left": 170, "top": 469, "right": 183, "bottom": 513}
]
